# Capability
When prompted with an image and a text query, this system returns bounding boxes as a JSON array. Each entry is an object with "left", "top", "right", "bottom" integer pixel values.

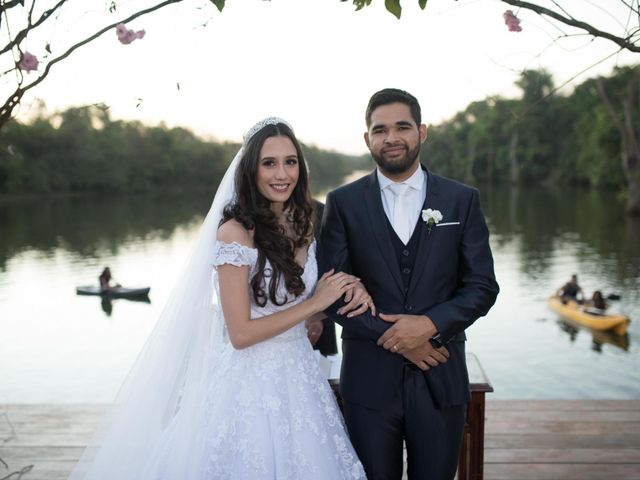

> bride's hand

[
  {"left": 312, "top": 269, "right": 360, "bottom": 312},
  {"left": 338, "top": 282, "right": 377, "bottom": 317}
]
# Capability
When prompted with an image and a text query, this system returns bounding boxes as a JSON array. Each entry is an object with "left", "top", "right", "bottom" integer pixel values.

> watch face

[{"left": 429, "top": 335, "right": 443, "bottom": 349}]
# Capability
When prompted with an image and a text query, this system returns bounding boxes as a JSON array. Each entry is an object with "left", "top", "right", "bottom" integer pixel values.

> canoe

[
  {"left": 76, "top": 286, "right": 150, "bottom": 298},
  {"left": 548, "top": 295, "right": 630, "bottom": 335}
]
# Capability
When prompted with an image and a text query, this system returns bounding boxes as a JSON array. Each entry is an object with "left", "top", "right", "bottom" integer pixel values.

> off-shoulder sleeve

[{"left": 213, "top": 241, "right": 257, "bottom": 268}]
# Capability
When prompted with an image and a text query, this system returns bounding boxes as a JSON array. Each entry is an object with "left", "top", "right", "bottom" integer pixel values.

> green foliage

[
  {"left": 302, "top": 144, "right": 370, "bottom": 195},
  {"left": 1, "top": 67, "right": 636, "bottom": 196},
  {"left": 384, "top": 0, "right": 402, "bottom": 18},
  {"left": 423, "top": 66, "right": 637, "bottom": 192},
  {"left": 210, "top": 0, "right": 225, "bottom": 13},
  {"left": 347, "top": 0, "right": 373, "bottom": 11},
  {"left": 344, "top": 0, "right": 406, "bottom": 17},
  {"left": 569, "top": 79, "right": 624, "bottom": 188},
  {"left": 0, "top": 106, "right": 365, "bottom": 195}
]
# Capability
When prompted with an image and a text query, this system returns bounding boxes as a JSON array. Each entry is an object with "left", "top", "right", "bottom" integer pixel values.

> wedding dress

[
  {"left": 69, "top": 117, "right": 365, "bottom": 480},
  {"left": 138, "top": 240, "right": 365, "bottom": 479}
]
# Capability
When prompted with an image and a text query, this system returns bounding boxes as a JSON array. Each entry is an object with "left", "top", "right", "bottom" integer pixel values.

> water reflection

[
  {"left": 482, "top": 184, "right": 640, "bottom": 286},
  {"left": 0, "top": 191, "right": 214, "bottom": 270},
  {"left": 0, "top": 184, "right": 639, "bottom": 401},
  {"left": 556, "top": 319, "right": 630, "bottom": 352},
  {"left": 97, "top": 295, "right": 152, "bottom": 317},
  {"left": 101, "top": 296, "right": 113, "bottom": 316}
]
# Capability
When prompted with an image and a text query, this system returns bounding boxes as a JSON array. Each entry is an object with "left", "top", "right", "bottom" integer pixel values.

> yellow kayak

[{"left": 548, "top": 296, "right": 630, "bottom": 335}]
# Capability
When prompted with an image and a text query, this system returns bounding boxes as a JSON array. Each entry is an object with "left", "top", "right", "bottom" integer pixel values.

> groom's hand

[
  {"left": 402, "top": 343, "right": 450, "bottom": 371},
  {"left": 377, "top": 313, "right": 438, "bottom": 352}
]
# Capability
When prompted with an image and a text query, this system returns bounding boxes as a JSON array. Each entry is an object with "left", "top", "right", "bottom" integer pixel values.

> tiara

[{"left": 243, "top": 116, "right": 293, "bottom": 146}]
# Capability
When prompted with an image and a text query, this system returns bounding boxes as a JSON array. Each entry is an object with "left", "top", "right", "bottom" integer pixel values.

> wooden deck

[
  {"left": 483, "top": 399, "right": 640, "bottom": 479},
  {"left": 1, "top": 400, "right": 639, "bottom": 480}
]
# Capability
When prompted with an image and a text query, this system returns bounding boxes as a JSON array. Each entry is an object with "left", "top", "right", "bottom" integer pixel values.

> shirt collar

[{"left": 377, "top": 165, "right": 424, "bottom": 192}]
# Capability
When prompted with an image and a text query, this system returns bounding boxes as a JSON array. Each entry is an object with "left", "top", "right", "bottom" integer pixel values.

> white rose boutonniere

[{"left": 422, "top": 208, "right": 443, "bottom": 234}]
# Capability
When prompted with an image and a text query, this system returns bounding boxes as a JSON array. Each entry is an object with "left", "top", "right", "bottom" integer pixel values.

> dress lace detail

[
  {"left": 197, "top": 240, "right": 364, "bottom": 479},
  {"left": 213, "top": 240, "right": 258, "bottom": 268}
]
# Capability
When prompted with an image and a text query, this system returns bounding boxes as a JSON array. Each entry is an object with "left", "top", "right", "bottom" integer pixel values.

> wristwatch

[{"left": 429, "top": 333, "right": 443, "bottom": 349}]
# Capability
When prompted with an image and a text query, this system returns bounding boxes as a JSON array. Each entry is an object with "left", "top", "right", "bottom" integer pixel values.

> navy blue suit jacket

[{"left": 318, "top": 167, "right": 499, "bottom": 410}]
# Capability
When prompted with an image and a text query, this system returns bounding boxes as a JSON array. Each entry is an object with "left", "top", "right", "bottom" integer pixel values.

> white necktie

[{"left": 388, "top": 183, "right": 411, "bottom": 244}]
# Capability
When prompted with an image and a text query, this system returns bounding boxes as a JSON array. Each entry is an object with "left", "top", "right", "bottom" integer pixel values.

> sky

[{"left": 5, "top": 0, "right": 638, "bottom": 155}]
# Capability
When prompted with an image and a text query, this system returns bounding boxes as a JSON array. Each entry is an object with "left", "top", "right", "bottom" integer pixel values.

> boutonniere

[{"left": 422, "top": 208, "right": 443, "bottom": 234}]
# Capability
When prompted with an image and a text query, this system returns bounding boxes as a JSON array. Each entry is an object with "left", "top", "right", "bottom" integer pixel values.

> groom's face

[{"left": 364, "top": 102, "right": 426, "bottom": 177}]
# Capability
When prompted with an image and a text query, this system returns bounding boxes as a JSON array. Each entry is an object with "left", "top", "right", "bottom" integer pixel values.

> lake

[{"left": 0, "top": 183, "right": 638, "bottom": 403}]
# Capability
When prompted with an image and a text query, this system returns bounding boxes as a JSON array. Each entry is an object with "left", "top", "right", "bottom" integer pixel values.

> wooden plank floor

[
  {"left": 1, "top": 400, "right": 639, "bottom": 480},
  {"left": 483, "top": 400, "right": 640, "bottom": 479}
]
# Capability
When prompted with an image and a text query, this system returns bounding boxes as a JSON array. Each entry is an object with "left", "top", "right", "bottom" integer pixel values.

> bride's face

[{"left": 256, "top": 135, "right": 300, "bottom": 210}]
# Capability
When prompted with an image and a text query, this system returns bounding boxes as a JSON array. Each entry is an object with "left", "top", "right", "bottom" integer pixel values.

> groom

[{"left": 319, "top": 88, "right": 499, "bottom": 480}]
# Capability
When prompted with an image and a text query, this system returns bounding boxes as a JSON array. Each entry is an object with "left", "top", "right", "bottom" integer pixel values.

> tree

[
  {"left": 0, "top": 103, "right": 367, "bottom": 194},
  {"left": 511, "top": 69, "right": 556, "bottom": 182},
  {"left": 2, "top": 1, "right": 639, "bottom": 133},
  {"left": 596, "top": 66, "right": 640, "bottom": 215},
  {"left": 0, "top": 0, "right": 225, "bottom": 130},
  {"left": 353, "top": 0, "right": 640, "bottom": 54},
  {"left": 421, "top": 66, "right": 635, "bottom": 203}
]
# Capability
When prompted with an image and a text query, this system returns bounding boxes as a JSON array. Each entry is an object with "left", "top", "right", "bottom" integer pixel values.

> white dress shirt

[{"left": 377, "top": 166, "right": 427, "bottom": 244}]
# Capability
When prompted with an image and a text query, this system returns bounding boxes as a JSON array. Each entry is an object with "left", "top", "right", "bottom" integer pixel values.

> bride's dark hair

[{"left": 222, "top": 122, "right": 314, "bottom": 306}]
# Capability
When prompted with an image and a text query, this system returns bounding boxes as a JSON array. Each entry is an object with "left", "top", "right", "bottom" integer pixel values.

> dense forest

[
  {"left": 0, "top": 106, "right": 369, "bottom": 196},
  {"left": 0, "top": 65, "right": 638, "bottom": 204},
  {"left": 422, "top": 66, "right": 638, "bottom": 191}
]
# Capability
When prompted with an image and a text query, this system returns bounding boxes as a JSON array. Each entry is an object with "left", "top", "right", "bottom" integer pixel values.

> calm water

[{"left": 0, "top": 185, "right": 638, "bottom": 403}]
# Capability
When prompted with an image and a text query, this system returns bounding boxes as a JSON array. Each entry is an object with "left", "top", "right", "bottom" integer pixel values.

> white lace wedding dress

[{"left": 181, "top": 239, "right": 365, "bottom": 479}]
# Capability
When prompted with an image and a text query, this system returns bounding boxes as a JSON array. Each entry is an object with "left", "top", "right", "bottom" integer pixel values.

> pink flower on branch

[
  {"left": 116, "top": 23, "right": 128, "bottom": 38},
  {"left": 503, "top": 10, "right": 522, "bottom": 32},
  {"left": 115, "top": 23, "right": 146, "bottom": 45},
  {"left": 18, "top": 51, "right": 39, "bottom": 72}
]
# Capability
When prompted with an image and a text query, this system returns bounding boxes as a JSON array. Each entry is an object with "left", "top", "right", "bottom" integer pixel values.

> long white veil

[{"left": 69, "top": 117, "right": 291, "bottom": 480}]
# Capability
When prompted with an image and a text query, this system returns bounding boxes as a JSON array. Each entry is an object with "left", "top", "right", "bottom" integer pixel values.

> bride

[{"left": 69, "top": 118, "right": 368, "bottom": 479}]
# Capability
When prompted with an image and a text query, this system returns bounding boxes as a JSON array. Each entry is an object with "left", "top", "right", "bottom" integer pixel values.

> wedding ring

[{"left": 392, "top": 345, "right": 398, "bottom": 352}]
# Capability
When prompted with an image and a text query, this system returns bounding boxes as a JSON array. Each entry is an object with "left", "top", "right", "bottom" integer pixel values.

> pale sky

[{"left": 7, "top": 0, "right": 638, "bottom": 154}]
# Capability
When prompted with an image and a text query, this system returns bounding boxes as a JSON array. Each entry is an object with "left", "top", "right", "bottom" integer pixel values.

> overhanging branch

[
  {"left": 0, "top": 0, "right": 67, "bottom": 56},
  {"left": 501, "top": 0, "right": 640, "bottom": 52},
  {"left": 0, "top": 0, "right": 25, "bottom": 12},
  {"left": 0, "top": 0, "right": 185, "bottom": 127}
]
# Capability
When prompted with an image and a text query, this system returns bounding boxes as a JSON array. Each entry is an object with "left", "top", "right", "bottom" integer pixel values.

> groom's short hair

[{"left": 365, "top": 88, "right": 421, "bottom": 128}]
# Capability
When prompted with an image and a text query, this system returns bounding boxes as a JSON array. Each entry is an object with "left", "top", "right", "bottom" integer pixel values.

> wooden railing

[
  {"left": 458, "top": 352, "right": 493, "bottom": 480},
  {"left": 328, "top": 352, "right": 493, "bottom": 480}
]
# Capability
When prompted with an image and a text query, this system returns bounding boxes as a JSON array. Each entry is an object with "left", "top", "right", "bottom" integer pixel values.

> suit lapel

[
  {"left": 407, "top": 167, "right": 438, "bottom": 297},
  {"left": 363, "top": 170, "right": 404, "bottom": 293}
]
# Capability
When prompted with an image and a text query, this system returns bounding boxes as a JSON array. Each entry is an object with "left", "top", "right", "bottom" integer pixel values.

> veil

[{"left": 69, "top": 117, "right": 291, "bottom": 480}]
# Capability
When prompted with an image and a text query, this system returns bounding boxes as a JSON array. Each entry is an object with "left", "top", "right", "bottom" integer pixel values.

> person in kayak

[
  {"left": 557, "top": 274, "right": 584, "bottom": 304},
  {"left": 98, "top": 267, "right": 121, "bottom": 292},
  {"left": 589, "top": 290, "right": 608, "bottom": 312},
  {"left": 99, "top": 267, "right": 112, "bottom": 292}
]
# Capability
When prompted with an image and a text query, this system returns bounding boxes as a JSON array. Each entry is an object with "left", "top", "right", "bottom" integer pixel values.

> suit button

[
  {"left": 402, "top": 267, "right": 411, "bottom": 274},
  {"left": 405, "top": 304, "right": 413, "bottom": 311},
  {"left": 402, "top": 249, "right": 410, "bottom": 256}
]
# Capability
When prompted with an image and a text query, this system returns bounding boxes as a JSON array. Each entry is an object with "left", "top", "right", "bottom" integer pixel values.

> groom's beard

[{"left": 371, "top": 143, "right": 421, "bottom": 175}]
